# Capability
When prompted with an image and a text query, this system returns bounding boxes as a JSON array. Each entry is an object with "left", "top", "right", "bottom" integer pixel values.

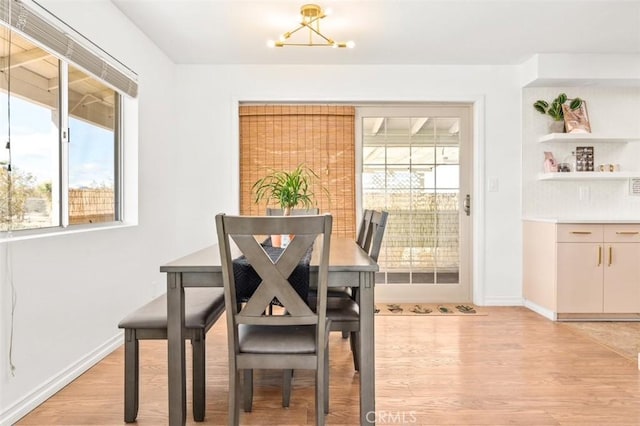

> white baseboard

[
  {"left": 0, "top": 332, "right": 123, "bottom": 426},
  {"left": 523, "top": 299, "right": 557, "bottom": 321},
  {"left": 481, "top": 296, "right": 525, "bottom": 306}
]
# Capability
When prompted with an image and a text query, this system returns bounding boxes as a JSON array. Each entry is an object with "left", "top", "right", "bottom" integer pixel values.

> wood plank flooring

[{"left": 16, "top": 307, "right": 640, "bottom": 425}]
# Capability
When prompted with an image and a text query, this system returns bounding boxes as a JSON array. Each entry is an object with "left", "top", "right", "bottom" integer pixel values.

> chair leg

[
  {"left": 229, "top": 369, "right": 241, "bottom": 426},
  {"left": 324, "top": 345, "right": 330, "bottom": 414},
  {"left": 192, "top": 333, "right": 206, "bottom": 422},
  {"left": 316, "top": 351, "right": 327, "bottom": 424},
  {"left": 349, "top": 331, "right": 360, "bottom": 372},
  {"left": 243, "top": 370, "right": 253, "bottom": 412},
  {"left": 282, "top": 369, "right": 293, "bottom": 407},
  {"left": 123, "top": 329, "right": 139, "bottom": 423}
]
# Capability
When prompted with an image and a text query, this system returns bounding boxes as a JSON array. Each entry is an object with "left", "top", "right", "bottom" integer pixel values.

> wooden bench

[{"left": 118, "top": 288, "right": 225, "bottom": 422}]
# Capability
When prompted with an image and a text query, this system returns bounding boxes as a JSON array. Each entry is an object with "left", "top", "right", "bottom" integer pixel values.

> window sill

[{"left": 0, "top": 221, "right": 137, "bottom": 244}]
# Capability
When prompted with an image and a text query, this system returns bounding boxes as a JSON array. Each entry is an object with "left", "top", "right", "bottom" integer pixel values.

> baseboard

[
  {"left": 523, "top": 299, "right": 557, "bottom": 321},
  {"left": 0, "top": 332, "right": 123, "bottom": 426},
  {"left": 480, "top": 296, "right": 524, "bottom": 306}
]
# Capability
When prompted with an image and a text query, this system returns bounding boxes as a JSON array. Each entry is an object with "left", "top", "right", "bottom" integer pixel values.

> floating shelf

[
  {"left": 538, "top": 171, "right": 640, "bottom": 181},
  {"left": 538, "top": 133, "right": 640, "bottom": 143}
]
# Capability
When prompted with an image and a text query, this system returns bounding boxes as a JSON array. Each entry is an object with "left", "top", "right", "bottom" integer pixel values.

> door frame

[{"left": 355, "top": 103, "right": 474, "bottom": 303}]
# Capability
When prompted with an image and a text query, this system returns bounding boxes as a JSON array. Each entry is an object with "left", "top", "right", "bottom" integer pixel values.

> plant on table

[{"left": 252, "top": 164, "right": 326, "bottom": 216}]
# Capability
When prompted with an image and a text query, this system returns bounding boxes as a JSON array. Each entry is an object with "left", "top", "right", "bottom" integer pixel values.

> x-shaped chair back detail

[{"left": 233, "top": 230, "right": 316, "bottom": 323}]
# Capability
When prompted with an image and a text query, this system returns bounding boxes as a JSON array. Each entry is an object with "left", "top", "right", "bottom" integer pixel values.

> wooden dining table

[{"left": 160, "top": 235, "right": 379, "bottom": 425}]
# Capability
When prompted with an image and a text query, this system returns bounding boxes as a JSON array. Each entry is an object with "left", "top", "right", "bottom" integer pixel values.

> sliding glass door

[{"left": 357, "top": 105, "right": 473, "bottom": 302}]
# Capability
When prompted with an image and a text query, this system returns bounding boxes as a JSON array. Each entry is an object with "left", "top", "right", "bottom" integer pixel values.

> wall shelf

[
  {"left": 538, "top": 133, "right": 640, "bottom": 143},
  {"left": 538, "top": 171, "right": 639, "bottom": 181}
]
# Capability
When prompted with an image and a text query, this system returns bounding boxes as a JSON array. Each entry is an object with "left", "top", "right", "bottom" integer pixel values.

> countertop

[{"left": 523, "top": 217, "right": 640, "bottom": 224}]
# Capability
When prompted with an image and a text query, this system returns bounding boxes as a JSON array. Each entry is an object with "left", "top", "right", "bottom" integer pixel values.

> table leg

[
  {"left": 167, "top": 272, "right": 186, "bottom": 425},
  {"left": 359, "top": 271, "right": 375, "bottom": 425}
]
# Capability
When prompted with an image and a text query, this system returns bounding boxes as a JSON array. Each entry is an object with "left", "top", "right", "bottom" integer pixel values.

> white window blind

[{"left": 0, "top": 0, "right": 138, "bottom": 98}]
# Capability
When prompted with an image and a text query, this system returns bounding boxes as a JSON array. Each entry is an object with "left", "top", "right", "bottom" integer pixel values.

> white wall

[
  {"left": 173, "top": 64, "right": 524, "bottom": 305},
  {"left": 0, "top": 1, "right": 180, "bottom": 423}
]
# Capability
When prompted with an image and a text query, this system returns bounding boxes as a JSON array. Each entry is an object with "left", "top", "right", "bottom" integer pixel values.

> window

[{"left": 0, "top": 0, "right": 136, "bottom": 233}]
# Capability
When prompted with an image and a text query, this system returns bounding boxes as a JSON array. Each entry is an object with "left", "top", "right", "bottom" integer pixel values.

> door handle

[
  {"left": 463, "top": 194, "right": 471, "bottom": 216},
  {"left": 608, "top": 246, "right": 612, "bottom": 267},
  {"left": 597, "top": 246, "right": 602, "bottom": 266}
]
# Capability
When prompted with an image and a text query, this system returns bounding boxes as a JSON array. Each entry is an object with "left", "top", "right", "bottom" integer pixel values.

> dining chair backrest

[
  {"left": 355, "top": 209, "right": 374, "bottom": 249},
  {"left": 362, "top": 210, "right": 389, "bottom": 262},
  {"left": 265, "top": 207, "right": 320, "bottom": 216},
  {"left": 215, "top": 213, "right": 333, "bottom": 424}
]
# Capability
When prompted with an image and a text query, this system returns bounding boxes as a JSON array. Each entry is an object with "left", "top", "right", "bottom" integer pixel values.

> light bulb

[
  {"left": 267, "top": 40, "right": 276, "bottom": 48},
  {"left": 346, "top": 40, "right": 355, "bottom": 49}
]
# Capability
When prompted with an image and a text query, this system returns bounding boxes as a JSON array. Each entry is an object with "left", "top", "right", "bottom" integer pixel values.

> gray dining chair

[
  {"left": 310, "top": 210, "right": 388, "bottom": 371},
  {"left": 215, "top": 213, "right": 333, "bottom": 426},
  {"left": 117, "top": 288, "right": 225, "bottom": 422},
  {"left": 356, "top": 209, "right": 374, "bottom": 249}
]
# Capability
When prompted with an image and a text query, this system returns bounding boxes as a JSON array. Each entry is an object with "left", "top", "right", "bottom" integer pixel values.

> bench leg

[
  {"left": 192, "top": 332, "right": 206, "bottom": 421},
  {"left": 123, "top": 329, "right": 139, "bottom": 423}
]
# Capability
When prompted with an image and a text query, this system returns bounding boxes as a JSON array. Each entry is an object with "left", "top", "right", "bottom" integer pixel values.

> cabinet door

[
  {"left": 603, "top": 243, "right": 640, "bottom": 313},
  {"left": 557, "top": 243, "right": 603, "bottom": 313}
]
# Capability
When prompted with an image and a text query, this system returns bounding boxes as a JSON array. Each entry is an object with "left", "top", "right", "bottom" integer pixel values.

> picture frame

[{"left": 563, "top": 100, "right": 591, "bottom": 134}]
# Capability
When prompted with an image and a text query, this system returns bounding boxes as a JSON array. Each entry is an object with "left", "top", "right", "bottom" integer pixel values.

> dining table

[{"left": 160, "top": 235, "right": 379, "bottom": 425}]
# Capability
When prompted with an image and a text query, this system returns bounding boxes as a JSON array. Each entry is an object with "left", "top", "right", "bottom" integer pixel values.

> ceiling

[{"left": 110, "top": 0, "right": 640, "bottom": 66}]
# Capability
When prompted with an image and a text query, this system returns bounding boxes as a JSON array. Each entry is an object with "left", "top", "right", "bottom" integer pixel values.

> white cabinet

[
  {"left": 536, "top": 133, "right": 640, "bottom": 181},
  {"left": 523, "top": 221, "right": 640, "bottom": 320}
]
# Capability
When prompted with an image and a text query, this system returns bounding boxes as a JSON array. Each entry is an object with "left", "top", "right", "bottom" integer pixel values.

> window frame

[{"left": 0, "top": 0, "right": 135, "bottom": 240}]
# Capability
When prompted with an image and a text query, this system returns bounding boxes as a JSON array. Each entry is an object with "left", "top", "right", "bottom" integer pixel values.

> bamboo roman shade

[
  {"left": 239, "top": 105, "right": 355, "bottom": 237},
  {"left": 0, "top": 0, "right": 138, "bottom": 97}
]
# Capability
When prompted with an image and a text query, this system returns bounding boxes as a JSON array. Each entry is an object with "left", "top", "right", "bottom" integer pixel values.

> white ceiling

[{"left": 110, "top": 0, "right": 640, "bottom": 66}]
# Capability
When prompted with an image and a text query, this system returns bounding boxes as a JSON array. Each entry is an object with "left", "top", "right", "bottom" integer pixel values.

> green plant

[
  {"left": 533, "top": 93, "right": 583, "bottom": 121},
  {"left": 252, "top": 164, "right": 327, "bottom": 215}
]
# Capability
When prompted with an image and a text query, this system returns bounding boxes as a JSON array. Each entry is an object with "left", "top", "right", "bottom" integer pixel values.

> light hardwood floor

[{"left": 17, "top": 307, "right": 640, "bottom": 425}]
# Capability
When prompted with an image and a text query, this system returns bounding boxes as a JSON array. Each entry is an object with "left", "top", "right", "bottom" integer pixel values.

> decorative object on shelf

[
  {"left": 267, "top": 3, "right": 355, "bottom": 48},
  {"left": 575, "top": 146, "right": 594, "bottom": 172},
  {"left": 543, "top": 151, "right": 558, "bottom": 173},
  {"left": 561, "top": 150, "right": 577, "bottom": 172},
  {"left": 598, "top": 164, "right": 620, "bottom": 172},
  {"left": 533, "top": 93, "right": 583, "bottom": 133},
  {"left": 557, "top": 163, "right": 571, "bottom": 173},
  {"left": 563, "top": 101, "right": 591, "bottom": 134}
]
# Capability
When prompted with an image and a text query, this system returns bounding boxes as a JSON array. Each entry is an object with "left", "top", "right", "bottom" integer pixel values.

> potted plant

[
  {"left": 252, "top": 164, "right": 325, "bottom": 215},
  {"left": 533, "top": 93, "right": 583, "bottom": 133},
  {"left": 252, "top": 164, "right": 326, "bottom": 246}
]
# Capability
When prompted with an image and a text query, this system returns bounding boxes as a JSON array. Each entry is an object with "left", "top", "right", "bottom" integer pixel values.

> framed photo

[{"left": 563, "top": 101, "right": 591, "bottom": 134}]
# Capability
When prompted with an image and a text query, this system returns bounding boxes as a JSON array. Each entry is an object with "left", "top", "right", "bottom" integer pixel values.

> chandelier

[{"left": 268, "top": 4, "right": 355, "bottom": 48}]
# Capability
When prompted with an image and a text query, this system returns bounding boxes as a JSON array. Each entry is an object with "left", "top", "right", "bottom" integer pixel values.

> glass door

[{"left": 357, "top": 105, "right": 473, "bottom": 302}]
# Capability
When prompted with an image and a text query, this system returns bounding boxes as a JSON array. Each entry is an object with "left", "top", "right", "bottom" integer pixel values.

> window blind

[
  {"left": 0, "top": 0, "right": 138, "bottom": 98},
  {"left": 239, "top": 104, "right": 356, "bottom": 238}
]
